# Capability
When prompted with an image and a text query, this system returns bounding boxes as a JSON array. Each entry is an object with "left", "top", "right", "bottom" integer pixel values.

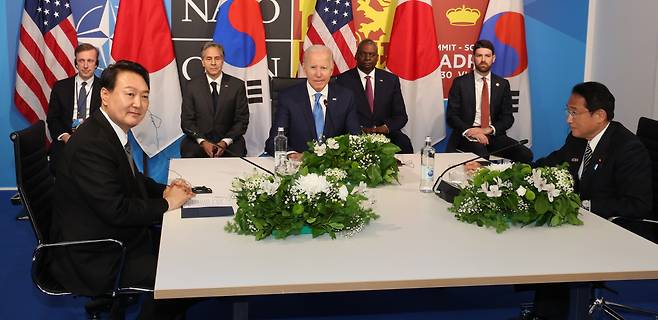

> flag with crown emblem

[{"left": 479, "top": 0, "right": 532, "bottom": 145}]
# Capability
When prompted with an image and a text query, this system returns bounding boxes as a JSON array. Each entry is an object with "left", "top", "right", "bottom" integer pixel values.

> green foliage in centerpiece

[
  {"left": 225, "top": 168, "right": 379, "bottom": 240},
  {"left": 300, "top": 134, "right": 401, "bottom": 187},
  {"left": 450, "top": 163, "right": 583, "bottom": 233}
]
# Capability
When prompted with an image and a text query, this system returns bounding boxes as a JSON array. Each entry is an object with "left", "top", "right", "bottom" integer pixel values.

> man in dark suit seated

[
  {"left": 335, "top": 39, "right": 413, "bottom": 153},
  {"left": 49, "top": 60, "right": 195, "bottom": 319},
  {"left": 532, "top": 81, "right": 652, "bottom": 320},
  {"left": 446, "top": 39, "right": 533, "bottom": 163},
  {"left": 265, "top": 45, "right": 360, "bottom": 160},
  {"left": 180, "top": 42, "right": 250, "bottom": 158},
  {"left": 46, "top": 43, "right": 102, "bottom": 173}
]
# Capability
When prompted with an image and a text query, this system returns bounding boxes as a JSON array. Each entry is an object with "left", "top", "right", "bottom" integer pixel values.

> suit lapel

[
  {"left": 300, "top": 85, "right": 317, "bottom": 140},
  {"left": 325, "top": 85, "right": 337, "bottom": 136},
  {"left": 579, "top": 125, "right": 614, "bottom": 194},
  {"left": 351, "top": 69, "right": 372, "bottom": 116},
  {"left": 90, "top": 76, "right": 101, "bottom": 114},
  {"left": 216, "top": 74, "right": 232, "bottom": 118},
  {"left": 373, "top": 69, "right": 384, "bottom": 117},
  {"left": 489, "top": 74, "right": 500, "bottom": 115},
  {"left": 466, "top": 72, "right": 477, "bottom": 121}
]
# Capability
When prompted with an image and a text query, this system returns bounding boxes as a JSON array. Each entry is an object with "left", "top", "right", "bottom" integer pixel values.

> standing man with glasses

[
  {"left": 336, "top": 39, "right": 413, "bottom": 153},
  {"left": 180, "top": 42, "right": 250, "bottom": 158},
  {"left": 46, "top": 43, "right": 102, "bottom": 174},
  {"left": 446, "top": 39, "right": 533, "bottom": 163}
]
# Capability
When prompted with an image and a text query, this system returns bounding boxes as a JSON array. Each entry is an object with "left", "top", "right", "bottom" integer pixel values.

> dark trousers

[
  {"left": 180, "top": 136, "right": 247, "bottom": 158},
  {"left": 450, "top": 133, "right": 533, "bottom": 164}
]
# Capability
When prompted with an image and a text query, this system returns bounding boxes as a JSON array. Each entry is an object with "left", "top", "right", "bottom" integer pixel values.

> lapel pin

[
  {"left": 332, "top": 97, "right": 337, "bottom": 101},
  {"left": 571, "top": 157, "right": 580, "bottom": 162},
  {"left": 495, "top": 82, "right": 500, "bottom": 87},
  {"left": 379, "top": 79, "right": 383, "bottom": 82}
]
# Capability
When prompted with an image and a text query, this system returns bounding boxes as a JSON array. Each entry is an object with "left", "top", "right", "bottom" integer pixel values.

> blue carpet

[{"left": 2, "top": 190, "right": 657, "bottom": 319}]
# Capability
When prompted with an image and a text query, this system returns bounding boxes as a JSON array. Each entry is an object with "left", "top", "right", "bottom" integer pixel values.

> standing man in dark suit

[
  {"left": 336, "top": 39, "right": 413, "bottom": 153},
  {"left": 532, "top": 81, "right": 652, "bottom": 320},
  {"left": 46, "top": 43, "right": 102, "bottom": 173},
  {"left": 447, "top": 39, "right": 532, "bottom": 163},
  {"left": 181, "top": 42, "right": 249, "bottom": 158},
  {"left": 265, "top": 45, "right": 360, "bottom": 159},
  {"left": 50, "top": 61, "right": 194, "bottom": 319}
]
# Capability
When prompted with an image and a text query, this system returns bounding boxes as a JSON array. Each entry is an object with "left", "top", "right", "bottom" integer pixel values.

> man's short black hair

[
  {"left": 473, "top": 39, "right": 495, "bottom": 55},
  {"left": 99, "top": 60, "right": 150, "bottom": 90},
  {"left": 572, "top": 81, "right": 615, "bottom": 120}
]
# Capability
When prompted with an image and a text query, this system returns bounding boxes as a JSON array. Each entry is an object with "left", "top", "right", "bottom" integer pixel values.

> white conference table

[{"left": 155, "top": 154, "right": 658, "bottom": 299}]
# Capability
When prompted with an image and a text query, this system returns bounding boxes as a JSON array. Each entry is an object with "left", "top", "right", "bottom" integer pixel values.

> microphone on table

[
  {"left": 183, "top": 128, "right": 274, "bottom": 176},
  {"left": 433, "top": 139, "right": 529, "bottom": 203}
]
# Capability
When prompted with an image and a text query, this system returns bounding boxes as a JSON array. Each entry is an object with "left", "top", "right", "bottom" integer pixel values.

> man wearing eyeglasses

[
  {"left": 531, "top": 81, "right": 652, "bottom": 320},
  {"left": 335, "top": 39, "right": 413, "bottom": 153},
  {"left": 46, "top": 43, "right": 102, "bottom": 174}
]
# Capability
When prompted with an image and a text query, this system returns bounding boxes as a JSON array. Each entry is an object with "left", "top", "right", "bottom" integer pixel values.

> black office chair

[
  {"left": 11, "top": 121, "right": 148, "bottom": 319},
  {"left": 270, "top": 77, "right": 307, "bottom": 116},
  {"left": 588, "top": 117, "right": 658, "bottom": 319}
]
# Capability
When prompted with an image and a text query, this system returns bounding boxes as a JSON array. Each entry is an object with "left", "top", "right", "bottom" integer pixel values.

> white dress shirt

[
  {"left": 306, "top": 81, "right": 329, "bottom": 118},
  {"left": 196, "top": 72, "right": 233, "bottom": 146},
  {"left": 357, "top": 68, "right": 375, "bottom": 94}
]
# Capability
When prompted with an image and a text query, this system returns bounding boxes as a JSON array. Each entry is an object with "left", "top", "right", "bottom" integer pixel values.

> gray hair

[
  {"left": 303, "top": 45, "right": 333, "bottom": 65},
  {"left": 201, "top": 42, "right": 224, "bottom": 58}
]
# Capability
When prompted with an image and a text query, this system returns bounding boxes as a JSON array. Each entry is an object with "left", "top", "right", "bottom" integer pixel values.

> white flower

[
  {"left": 314, "top": 143, "right": 327, "bottom": 156},
  {"left": 531, "top": 169, "right": 545, "bottom": 190},
  {"left": 544, "top": 183, "right": 561, "bottom": 202},
  {"left": 516, "top": 186, "right": 527, "bottom": 197},
  {"left": 231, "top": 178, "right": 243, "bottom": 191},
  {"left": 327, "top": 138, "right": 339, "bottom": 149},
  {"left": 338, "top": 185, "right": 348, "bottom": 201},
  {"left": 488, "top": 162, "right": 513, "bottom": 172},
  {"left": 292, "top": 173, "right": 331, "bottom": 198},
  {"left": 351, "top": 181, "right": 368, "bottom": 194},
  {"left": 480, "top": 182, "right": 502, "bottom": 197},
  {"left": 260, "top": 178, "right": 280, "bottom": 196}
]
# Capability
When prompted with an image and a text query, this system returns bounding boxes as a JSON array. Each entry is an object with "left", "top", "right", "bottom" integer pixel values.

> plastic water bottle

[
  {"left": 274, "top": 127, "right": 288, "bottom": 175},
  {"left": 420, "top": 136, "right": 435, "bottom": 192}
]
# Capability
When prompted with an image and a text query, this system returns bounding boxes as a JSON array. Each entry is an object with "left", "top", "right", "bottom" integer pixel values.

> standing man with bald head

[{"left": 265, "top": 45, "right": 360, "bottom": 159}]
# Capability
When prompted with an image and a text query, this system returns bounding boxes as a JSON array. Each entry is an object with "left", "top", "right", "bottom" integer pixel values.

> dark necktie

[
  {"left": 480, "top": 77, "right": 490, "bottom": 128},
  {"left": 210, "top": 81, "right": 219, "bottom": 114},
  {"left": 77, "top": 81, "right": 87, "bottom": 119},
  {"left": 365, "top": 75, "right": 374, "bottom": 113},
  {"left": 583, "top": 143, "right": 593, "bottom": 172},
  {"left": 124, "top": 142, "right": 136, "bottom": 175}
]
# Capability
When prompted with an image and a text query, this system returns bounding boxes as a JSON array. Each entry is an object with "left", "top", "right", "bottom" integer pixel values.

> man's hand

[
  {"left": 216, "top": 141, "right": 228, "bottom": 157},
  {"left": 362, "top": 127, "right": 374, "bottom": 134},
  {"left": 164, "top": 184, "right": 195, "bottom": 211},
  {"left": 168, "top": 178, "right": 192, "bottom": 194},
  {"left": 200, "top": 141, "right": 217, "bottom": 158},
  {"left": 373, "top": 125, "right": 389, "bottom": 134},
  {"left": 466, "top": 127, "right": 491, "bottom": 145},
  {"left": 61, "top": 133, "right": 71, "bottom": 143},
  {"left": 287, "top": 152, "right": 304, "bottom": 162}
]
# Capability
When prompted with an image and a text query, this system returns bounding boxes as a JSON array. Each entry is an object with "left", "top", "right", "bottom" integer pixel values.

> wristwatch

[{"left": 581, "top": 200, "right": 591, "bottom": 211}]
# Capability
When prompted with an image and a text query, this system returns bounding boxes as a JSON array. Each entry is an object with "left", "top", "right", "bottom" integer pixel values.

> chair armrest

[
  {"left": 33, "top": 238, "right": 127, "bottom": 295},
  {"left": 608, "top": 216, "right": 658, "bottom": 225}
]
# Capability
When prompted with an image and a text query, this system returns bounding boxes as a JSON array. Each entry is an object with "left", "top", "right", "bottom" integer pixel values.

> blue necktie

[
  {"left": 313, "top": 92, "right": 324, "bottom": 140},
  {"left": 77, "top": 81, "right": 87, "bottom": 119}
]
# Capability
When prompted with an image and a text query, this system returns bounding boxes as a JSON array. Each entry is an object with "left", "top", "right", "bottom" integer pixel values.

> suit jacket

[
  {"left": 265, "top": 82, "right": 360, "bottom": 155},
  {"left": 534, "top": 121, "right": 652, "bottom": 219},
  {"left": 180, "top": 73, "right": 249, "bottom": 146},
  {"left": 446, "top": 71, "right": 514, "bottom": 146},
  {"left": 46, "top": 75, "right": 102, "bottom": 140},
  {"left": 49, "top": 111, "right": 168, "bottom": 296},
  {"left": 335, "top": 68, "right": 413, "bottom": 153}
]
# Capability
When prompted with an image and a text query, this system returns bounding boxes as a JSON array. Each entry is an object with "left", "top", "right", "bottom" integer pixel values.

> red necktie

[
  {"left": 365, "top": 75, "right": 374, "bottom": 113},
  {"left": 480, "top": 77, "right": 490, "bottom": 128}
]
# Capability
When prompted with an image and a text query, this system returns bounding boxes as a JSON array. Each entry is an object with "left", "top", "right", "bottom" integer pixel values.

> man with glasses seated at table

[{"left": 531, "top": 81, "right": 652, "bottom": 320}]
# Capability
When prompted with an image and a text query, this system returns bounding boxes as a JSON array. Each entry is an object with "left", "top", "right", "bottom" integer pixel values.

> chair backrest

[
  {"left": 10, "top": 120, "right": 55, "bottom": 244},
  {"left": 637, "top": 117, "right": 658, "bottom": 214},
  {"left": 270, "top": 77, "right": 307, "bottom": 116}
]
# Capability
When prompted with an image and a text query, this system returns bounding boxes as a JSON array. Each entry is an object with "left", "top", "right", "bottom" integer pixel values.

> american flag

[
  {"left": 14, "top": 0, "right": 78, "bottom": 124},
  {"left": 299, "top": 0, "right": 357, "bottom": 76}
]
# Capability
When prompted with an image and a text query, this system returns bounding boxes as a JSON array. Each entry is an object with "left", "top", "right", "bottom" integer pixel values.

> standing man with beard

[{"left": 446, "top": 39, "right": 532, "bottom": 163}]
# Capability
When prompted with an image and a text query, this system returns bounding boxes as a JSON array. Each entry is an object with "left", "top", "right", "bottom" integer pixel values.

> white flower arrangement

[
  {"left": 450, "top": 163, "right": 583, "bottom": 233},
  {"left": 226, "top": 169, "right": 379, "bottom": 240}
]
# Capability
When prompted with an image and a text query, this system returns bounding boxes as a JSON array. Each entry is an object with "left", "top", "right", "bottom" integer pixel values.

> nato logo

[{"left": 71, "top": 0, "right": 119, "bottom": 76}]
